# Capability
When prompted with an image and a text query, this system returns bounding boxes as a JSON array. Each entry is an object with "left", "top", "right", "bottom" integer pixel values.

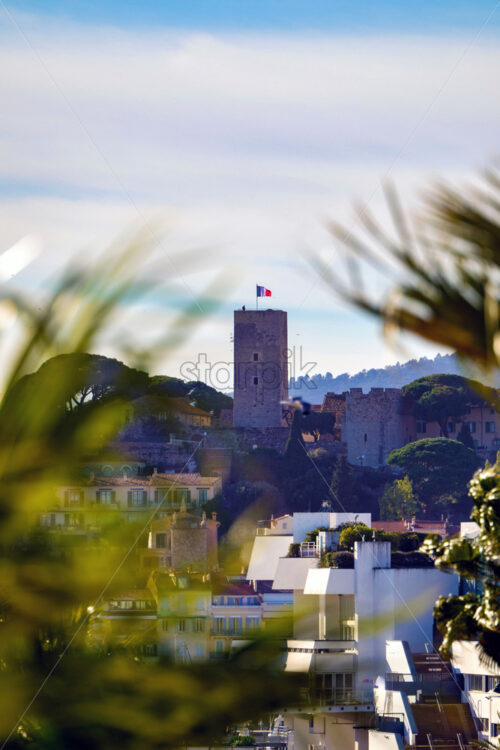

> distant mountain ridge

[{"left": 290, "top": 353, "right": 468, "bottom": 403}]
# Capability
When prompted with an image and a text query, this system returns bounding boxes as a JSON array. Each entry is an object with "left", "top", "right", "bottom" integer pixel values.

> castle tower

[{"left": 233, "top": 308, "right": 288, "bottom": 428}]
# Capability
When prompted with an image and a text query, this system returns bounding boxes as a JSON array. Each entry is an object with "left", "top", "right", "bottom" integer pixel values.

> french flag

[{"left": 257, "top": 285, "right": 272, "bottom": 297}]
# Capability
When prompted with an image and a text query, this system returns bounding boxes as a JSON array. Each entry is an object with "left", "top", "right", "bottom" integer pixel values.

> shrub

[
  {"left": 391, "top": 551, "right": 434, "bottom": 568},
  {"left": 287, "top": 543, "right": 301, "bottom": 558},
  {"left": 321, "top": 551, "right": 354, "bottom": 568},
  {"left": 230, "top": 735, "right": 257, "bottom": 746},
  {"left": 339, "top": 523, "right": 374, "bottom": 549},
  {"left": 304, "top": 526, "right": 329, "bottom": 543}
]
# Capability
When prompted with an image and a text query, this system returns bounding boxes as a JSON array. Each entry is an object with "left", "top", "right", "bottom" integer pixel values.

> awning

[{"left": 285, "top": 652, "right": 313, "bottom": 672}]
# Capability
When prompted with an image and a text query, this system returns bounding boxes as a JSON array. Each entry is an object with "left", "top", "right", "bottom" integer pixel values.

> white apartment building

[
  {"left": 451, "top": 640, "right": 500, "bottom": 747},
  {"left": 248, "top": 523, "right": 459, "bottom": 750}
]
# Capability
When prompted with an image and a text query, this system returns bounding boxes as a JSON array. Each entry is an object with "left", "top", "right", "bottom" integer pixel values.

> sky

[{"left": 1, "top": 1, "right": 499, "bottom": 389}]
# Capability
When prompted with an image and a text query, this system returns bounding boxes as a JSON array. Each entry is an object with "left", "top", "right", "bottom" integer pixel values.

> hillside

[{"left": 290, "top": 353, "right": 467, "bottom": 403}]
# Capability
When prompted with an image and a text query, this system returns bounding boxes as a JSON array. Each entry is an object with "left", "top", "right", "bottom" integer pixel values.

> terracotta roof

[
  {"left": 212, "top": 581, "right": 259, "bottom": 596},
  {"left": 149, "top": 473, "right": 220, "bottom": 487},
  {"left": 170, "top": 398, "right": 211, "bottom": 417},
  {"left": 77, "top": 472, "right": 220, "bottom": 487}
]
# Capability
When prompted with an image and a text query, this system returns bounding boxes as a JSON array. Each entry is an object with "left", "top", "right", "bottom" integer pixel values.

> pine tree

[
  {"left": 283, "top": 409, "right": 309, "bottom": 476},
  {"left": 379, "top": 475, "right": 420, "bottom": 520},
  {"left": 328, "top": 455, "right": 358, "bottom": 511}
]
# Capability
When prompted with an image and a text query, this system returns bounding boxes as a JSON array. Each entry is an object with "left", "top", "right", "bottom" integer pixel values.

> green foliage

[
  {"left": 423, "top": 458, "right": 500, "bottom": 665},
  {"left": 390, "top": 551, "right": 433, "bottom": 568},
  {"left": 314, "top": 165, "right": 500, "bottom": 670},
  {"left": 387, "top": 438, "right": 480, "bottom": 517},
  {"left": 283, "top": 410, "right": 309, "bottom": 476},
  {"left": 304, "top": 527, "right": 329, "bottom": 543},
  {"left": 316, "top": 167, "right": 500, "bottom": 372},
  {"left": 148, "top": 376, "right": 233, "bottom": 416},
  {"left": 402, "top": 374, "right": 495, "bottom": 438},
  {"left": 0, "top": 242, "right": 301, "bottom": 749},
  {"left": 320, "top": 551, "right": 354, "bottom": 568},
  {"left": 230, "top": 735, "right": 257, "bottom": 746},
  {"left": 287, "top": 543, "right": 301, "bottom": 558},
  {"left": 379, "top": 475, "right": 420, "bottom": 520},
  {"left": 329, "top": 455, "right": 359, "bottom": 512},
  {"left": 338, "top": 523, "right": 374, "bottom": 549}
]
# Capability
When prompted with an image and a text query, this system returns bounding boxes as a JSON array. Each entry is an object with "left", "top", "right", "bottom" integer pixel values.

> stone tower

[{"left": 233, "top": 308, "right": 288, "bottom": 428}]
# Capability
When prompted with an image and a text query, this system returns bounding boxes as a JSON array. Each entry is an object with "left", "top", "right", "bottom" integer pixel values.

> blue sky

[
  {"left": 6, "top": 0, "right": 500, "bottom": 32},
  {"left": 1, "top": 1, "right": 499, "bottom": 387}
]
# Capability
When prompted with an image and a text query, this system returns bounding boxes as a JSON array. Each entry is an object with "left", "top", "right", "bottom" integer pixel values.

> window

[
  {"left": 199, "top": 489, "right": 208, "bottom": 503},
  {"left": 196, "top": 596, "right": 205, "bottom": 611},
  {"left": 253, "top": 377, "right": 258, "bottom": 385},
  {"left": 246, "top": 617, "right": 259, "bottom": 631},
  {"left": 253, "top": 353, "right": 259, "bottom": 361},
  {"left": 177, "top": 619, "right": 187, "bottom": 633},
  {"left": 448, "top": 422, "right": 456, "bottom": 433},
  {"left": 491, "top": 723, "right": 498, "bottom": 738},
  {"left": 469, "top": 422, "right": 477, "bottom": 433},
  {"left": 486, "top": 676, "right": 500, "bottom": 691},
  {"left": 214, "top": 616, "right": 225, "bottom": 634},
  {"left": 476, "top": 717, "right": 489, "bottom": 733},
  {"left": 364, "top": 433, "right": 368, "bottom": 442},
  {"left": 212, "top": 596, "right": 224, "bottom": 606},
  {"left": 174, "top": 489, "right": 191, "bottom": 505},
  {"left": 469, "top": 674, "right": 483, "bottom": 691},
  {"left": 195, "top": 643, "right": 204, "bottom": 659},
  {"left": 113, "top": 600, "right": 133, "bottom": 609},
  {"left": 227, "top": 597, "right": 235, "bottom": 606},
  {"left": 162, "top": 620, "right": 169, "bottom": 632},
  {"left": 128, "top": 489, "right": 146, "bottom": 507},
  {"left": 214, "top": 639, "right": 225, "bottom": 655},
  {"left": 155, "top": 533, "right": 166, "bottom": 548},
  {"left": 193, "top": 618, "right": 205, "bottom": 633},
  {"left": 66, "top": 489, "right": 83, "bottom": 507},
  {"left": 486, "top": 421, "right": 496, "bottom": 433},
  {"left": 416, "top": 422, "right": 427, "bottom": 433},
  {"left": 97, "top": 489, "right": 114, "bottom": 504},
  {"left": 142, "top": 644, "right": 157, "bottom": 657},
  {"left": 229, "top": 617, "right": 242, "bottom": 634}
]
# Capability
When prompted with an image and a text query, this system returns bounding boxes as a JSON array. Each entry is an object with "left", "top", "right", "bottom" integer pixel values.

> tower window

[
  {"left": 253, "top": 353, "right": 259, "bottom": 361},
  {"left": 253, "top": 377, "right": 258, "bottom": 385}
]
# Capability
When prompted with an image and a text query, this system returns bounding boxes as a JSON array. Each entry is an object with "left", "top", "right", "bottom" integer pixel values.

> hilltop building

[
  {"left": 233, "top": 308, "right": 288, "bottom": 428},
  {"left": 43, "top": 471, "right": 222, "bottom": 530},
  {"left": 316, "top": 386, "right": 500, "bottom": 467},
  {"left": 140, "top": 508, "right": 220, "bottom": 573}
]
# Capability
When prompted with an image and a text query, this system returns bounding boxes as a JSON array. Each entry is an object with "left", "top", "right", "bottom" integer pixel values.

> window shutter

[
  {"left": 186, "top": 490, "right": 191, "bottom": 503},
  {"left": 111, "top": 491, "right": 116, "bottom": 504},
  {"left": 154, "top": 489, "right": 158, "bottom": 505},
  {"left": 143, "top": 490, "right": 147, "bottom": 507},
  {"left": 64, "top": 490, "right": 69, "bottom": 507},
  {"left": 128, "top": 491, "right": 132, "bottom": 507},
  {"left": 96, "top": 490, "right": 101, "bottom": 504},
  {"left": 79, "top": 490, "right": 84, "bottom": 507}
]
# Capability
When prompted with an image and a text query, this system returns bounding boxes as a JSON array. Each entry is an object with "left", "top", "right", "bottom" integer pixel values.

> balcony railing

[{"left": 300, "top": 542, "right": 319, "bottom": 558}]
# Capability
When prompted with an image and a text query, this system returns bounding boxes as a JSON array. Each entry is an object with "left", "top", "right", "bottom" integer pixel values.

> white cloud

[{"left": 0, "top": 16, "right": 498, "bottom": 378}]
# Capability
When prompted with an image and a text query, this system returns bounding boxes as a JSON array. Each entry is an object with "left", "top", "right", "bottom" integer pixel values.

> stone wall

[
  {"left": 233, "top": 309, "right": 288, "bottom": 428},
  {"left": 343, "top": 387, "right": 409, "bottom": 468}
]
